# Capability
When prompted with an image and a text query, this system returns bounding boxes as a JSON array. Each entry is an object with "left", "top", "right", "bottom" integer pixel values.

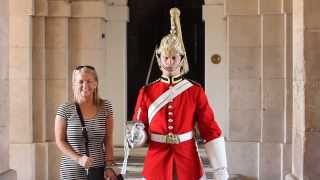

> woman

[{"left": 55, "top": 65, "right": 117, "bottom": 180}]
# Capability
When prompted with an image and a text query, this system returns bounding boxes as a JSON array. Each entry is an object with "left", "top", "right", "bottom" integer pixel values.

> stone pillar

[
  {"left": 69, "top": 0, "right": 107, "bottom": 77},
  {"left": 45, "top": 1, "right": 71, "bottom": 179},
  {"left": 203, "top": 0, "right": 228, "bottom": 134},
  {"left": 0, "top": 0, "right": 17, "bottom": 179},
  {"left": 291, "top": 0, "right": 305, "bottom": 179},
  {"left": 226, "top": 0, "right": 261, "bottom": 178},
  {"left": 285, "top": 0, "right": 293, "bottom": 178},
  {"left": 9, "top": 0, "right": 35, "bottom": 179},
  {"left": 304, "top": 0, "right": 320, "bottom": 177},
  {"left": 225, "top": 0, "right": 292, "bottom": 179},
  {"left": 104, "top": 1, "right": 128, "bottom": 147},
  {"left": 260, "top": 0, "right": 290, "bottom": 179},
  {"left": 33, "top": 1, "right": 50, "bottom": 180}
]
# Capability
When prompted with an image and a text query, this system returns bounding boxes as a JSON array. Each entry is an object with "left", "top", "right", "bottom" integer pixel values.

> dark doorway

[{"left": 127, "top": 0, "right": 205, "bottom": 119}]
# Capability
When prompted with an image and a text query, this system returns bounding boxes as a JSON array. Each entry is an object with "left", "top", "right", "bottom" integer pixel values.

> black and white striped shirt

[{"left": 56, "top": 100, "right": 113, "bottom": 180}]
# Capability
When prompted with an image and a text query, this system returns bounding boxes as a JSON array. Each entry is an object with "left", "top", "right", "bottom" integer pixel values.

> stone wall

[{"left": 225, "top": 0, "right": 292, "bottom": 179}]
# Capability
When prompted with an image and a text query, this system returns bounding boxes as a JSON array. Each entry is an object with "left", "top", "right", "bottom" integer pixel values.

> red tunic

[{"left": 133, "top": 79, "right": 221, "bottom": 180}]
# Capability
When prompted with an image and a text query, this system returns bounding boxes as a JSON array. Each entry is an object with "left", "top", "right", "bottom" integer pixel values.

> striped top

[{"left": 56, "top": 100, "right": 113, "bottom": 180}]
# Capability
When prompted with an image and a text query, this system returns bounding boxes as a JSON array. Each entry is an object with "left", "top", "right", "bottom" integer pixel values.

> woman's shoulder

[
  {"left": 99, "top": 99, "right": 113, "bottom": 118},
  {"left": 100, "top": 99, "right": 112, "bottom": 108},
  {"left": 56, "top": 102, "right": 75, "bottom": 120},
  {"left": 57, "top": 102, "right": 75, "bottom": 111}
]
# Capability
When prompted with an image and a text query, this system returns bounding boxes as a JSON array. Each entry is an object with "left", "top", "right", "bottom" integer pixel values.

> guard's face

[
  {"left": 159, "top": 53, "right": 182, "bottom": 75},
  {"left": 73, "top": 72, "right": 97, "bottom": 98}
]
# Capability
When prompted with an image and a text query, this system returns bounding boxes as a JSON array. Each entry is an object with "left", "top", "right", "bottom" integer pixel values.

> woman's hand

[
  {"left": 104, "top": 168, "right": 117, "bottom": 180},
  {"left": 77, "top": 155, "right": 93, "bottom": 169}
]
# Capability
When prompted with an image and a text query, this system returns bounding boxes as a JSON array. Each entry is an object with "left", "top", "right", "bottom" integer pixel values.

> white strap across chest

[{"left": 148, "top": 79, "right": 193, "bottom": 125}]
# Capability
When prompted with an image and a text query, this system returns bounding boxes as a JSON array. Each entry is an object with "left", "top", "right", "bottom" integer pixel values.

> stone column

[
  {"left": 285, "top": 0, "right": 294, "bottom": 178},
  {"left": 291, "top": 0, "right": 305, "bottom": 179},
  {"left": 104, "top": 1, "right": 129, "bottom": 147},
  {"left": 203, "top": 0, "right": 228, "bottom": 134},
  {"left": 0, "top": 0, "right": 17, "bottom": 179},
  {"left": 69, "top": 0, "right": 107, "bottom": 77},
  {"left": 33, "top": 1, "right": 50, "bottom": 179},
  {"left": 226, "top": 0, "right": 261, "bottom": 178},
  {"left": 304, "top": 0, "right": 320, "bottom": 177},
  {"left": 260, "top": 0, "right": 291, "bottom": 179},
  {"left": 9, "top": 0, "right": 35, "bottom": 179},
  {"left": 45, "top": 1, "right": 71, "bottom": 179},
  {"left": 225, "top": 0, "right": 292, "bottom": 179}
]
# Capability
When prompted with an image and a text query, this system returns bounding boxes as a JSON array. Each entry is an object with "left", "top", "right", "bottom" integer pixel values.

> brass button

[
  {"left": 168, "top": 119, "right": 173, "bottom": 122},
  {"left": 168, "top": 126, "right": 173, "bottom": 130},
  {"left": 168, "top": 112, "right": 173, "bottom": 116}
]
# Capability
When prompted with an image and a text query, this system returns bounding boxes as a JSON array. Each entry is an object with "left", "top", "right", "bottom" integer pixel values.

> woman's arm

[
  {"left": 55, "top": 115, "right": 81, "bottom": 162},
  {"left": 104, "top": 116, "right": 114, "bottom": 166}
]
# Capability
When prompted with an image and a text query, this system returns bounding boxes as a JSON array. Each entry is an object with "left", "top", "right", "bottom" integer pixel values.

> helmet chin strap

[{"left": 159, "top": 58, "right": 184, "bottom": 76}]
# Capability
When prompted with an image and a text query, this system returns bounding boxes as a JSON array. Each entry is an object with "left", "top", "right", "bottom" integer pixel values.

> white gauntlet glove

[
  {"left": 125, "top": 122, "right": 147, "bottom": 148},
  {"left": 122, "top": 122, "right": 147, "bottom": 175},
  {"left": 204, "top": 136, "right": 229, "bottom": 180}
]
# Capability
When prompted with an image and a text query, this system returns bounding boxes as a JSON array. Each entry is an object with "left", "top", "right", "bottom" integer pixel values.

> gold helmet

[{"left": 156, "top": 8, "right": 189, "bottom": 74}]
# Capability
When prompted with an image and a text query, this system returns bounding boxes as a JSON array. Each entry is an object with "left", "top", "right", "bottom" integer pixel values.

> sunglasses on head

[{"left": 75, "top": 65, "right": 95, "bottom": 70}]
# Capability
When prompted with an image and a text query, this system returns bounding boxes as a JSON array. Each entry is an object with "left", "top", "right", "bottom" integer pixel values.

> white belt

[{"left": 150, "top": 131, "right": 193, "bottom": 144}]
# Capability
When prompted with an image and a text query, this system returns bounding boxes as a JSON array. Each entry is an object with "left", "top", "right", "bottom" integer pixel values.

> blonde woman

[{"left": 55, "top": 65, "right": 117, "bottom": 180}]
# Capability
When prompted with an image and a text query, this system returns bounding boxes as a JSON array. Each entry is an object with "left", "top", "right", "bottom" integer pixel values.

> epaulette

[
  {"left": 144, "top": 78, "right": 160, "bottom": 87},
  {"left": 186, "top": 79, "right": 202, "bottom": 87}
]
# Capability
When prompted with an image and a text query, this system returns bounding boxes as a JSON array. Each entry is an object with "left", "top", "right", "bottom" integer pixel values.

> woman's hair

[{"left": 72, "top": 66, "right": 103, "bottom": 107}]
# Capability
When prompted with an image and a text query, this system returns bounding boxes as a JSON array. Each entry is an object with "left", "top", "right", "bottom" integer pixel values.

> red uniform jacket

[{"left": 133, "top": 78, "right": 221, "bottom": 180}]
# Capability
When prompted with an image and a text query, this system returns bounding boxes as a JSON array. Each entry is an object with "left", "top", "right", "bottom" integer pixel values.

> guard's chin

[{"left": 163, "top": 67, "right": 175, "bottom": 73}]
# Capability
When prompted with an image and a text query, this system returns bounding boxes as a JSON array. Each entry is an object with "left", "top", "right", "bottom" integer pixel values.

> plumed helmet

[{"left": 156, "top": 8, "right": 189, "bottom": 74}]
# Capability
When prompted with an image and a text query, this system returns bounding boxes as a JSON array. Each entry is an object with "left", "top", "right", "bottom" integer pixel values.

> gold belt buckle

[{"left": 166, "top": 134, "right": 180, "bottom": 144}]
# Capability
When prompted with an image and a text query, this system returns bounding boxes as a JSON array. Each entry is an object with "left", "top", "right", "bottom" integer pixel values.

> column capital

[
  {"left": 71, "top": 1, "right": 106, "bottom": 19},
  {"left": 48, "top": 0, "right": 71, "bottom": 17},
  {"left": 10, "top": 0, "right": 34, "bottom": 16},
  {"left": 34, "top": 0, "right": 48, "bottom": 17}
]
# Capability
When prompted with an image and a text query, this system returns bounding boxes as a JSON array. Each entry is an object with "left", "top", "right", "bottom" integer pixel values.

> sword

[
  {"left": 145, "top": 45, "right": 158, "bottom": 85},
  {"left": 121, "top": 46, "right": 157, "bottom": 175}
]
